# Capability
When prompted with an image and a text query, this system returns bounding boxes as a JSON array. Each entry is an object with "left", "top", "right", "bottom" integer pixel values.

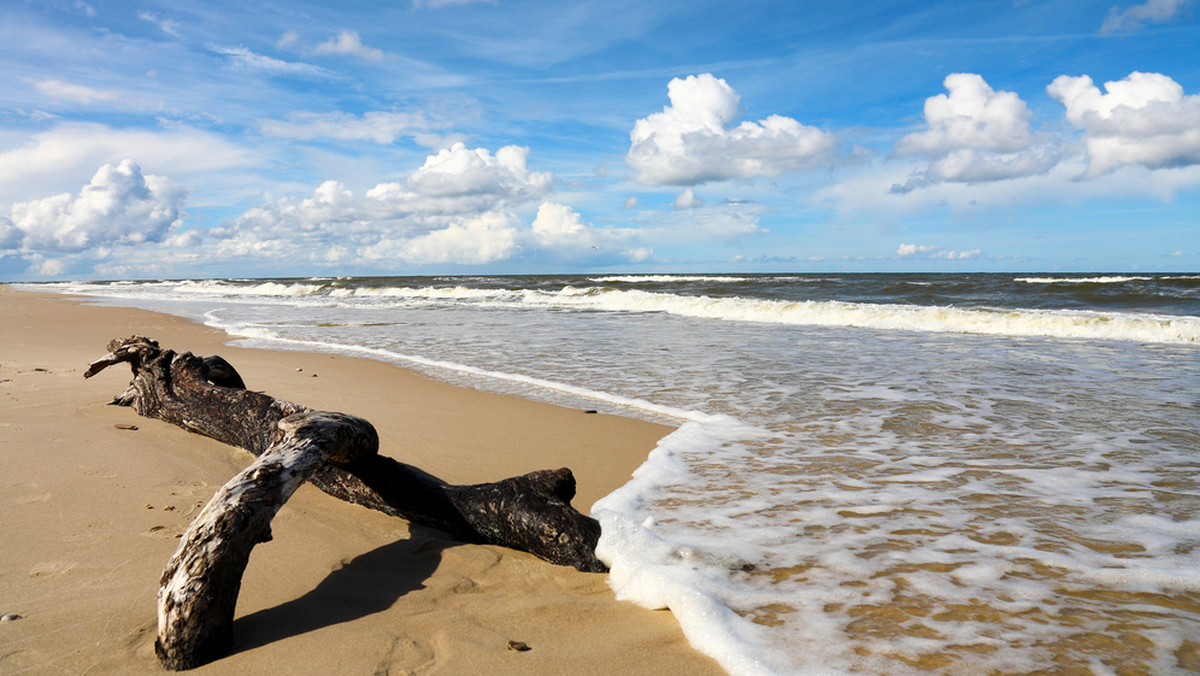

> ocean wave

[
  {"left": 175, "top": 279, "right": 328, "bottom": 296},
  {"left": 27, "top": 278, "right": 1200, "bottom": 344},
  {"left": 210, "top": 322, "right": 715, "bottom": 424},
  {"left": 329, "top": 285, "right": 508, "bottom": 300},
  {"left": 1015, "top": 276, "right": 1155, "bottom": 284},
  {"left": 589, "top": 275, "right": 755, "bottom": 284},
  {"left": 519, "top": 288, "right": 1200, "bottom": 344}
]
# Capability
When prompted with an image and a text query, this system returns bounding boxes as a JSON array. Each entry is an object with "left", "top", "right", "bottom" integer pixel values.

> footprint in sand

[
  {"left": 29, "top": 560, "right": 76, "bottom": 578},
  {"left": 449, "top": 577, "right": 480, "bottom": 594},
  {"left": 12, "top": 483, "right": 50, "bottom": 504},
  {"left": 141, "top": 525, "right": 181, "bottom": 539},
  {"left": 376, "top": 636, "right": 436, "bottom": 675}
]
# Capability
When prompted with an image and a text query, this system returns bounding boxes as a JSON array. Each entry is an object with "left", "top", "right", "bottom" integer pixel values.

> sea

[{"left": 20, "top": 273, "right": 1200, "bottom": 675}]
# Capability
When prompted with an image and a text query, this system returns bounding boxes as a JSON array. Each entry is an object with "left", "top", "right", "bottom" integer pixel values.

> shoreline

[{"left": 0, "top": 286, "right": 724, "bottom": 675}]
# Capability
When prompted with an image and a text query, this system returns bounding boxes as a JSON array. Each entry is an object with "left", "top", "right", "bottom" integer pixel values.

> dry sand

[{"left": 0, "top": 286, "right": 724, "bottom": 675}]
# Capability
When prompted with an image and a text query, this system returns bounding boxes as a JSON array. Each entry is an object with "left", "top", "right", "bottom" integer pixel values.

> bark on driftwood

[
  {"left": 85, "top": 335, "right": 605, "bottom": 670},
  {"left": 155, "top": 410, "right": 377, "bottom": 669}
]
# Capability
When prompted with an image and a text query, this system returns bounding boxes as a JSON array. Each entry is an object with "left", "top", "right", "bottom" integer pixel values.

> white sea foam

[
  {"left": 330, "top": 285, "right": 508, "bottom": 300},
  {"left": 1015, "top": 275, "right": 1154, "bottom": 284},
  {"left": 594, "top": 510, "right": 793, "bottom": 676},
  {"left": 589, "top": 275, "right": 755, "bottom": 283},
  {"left": 593, "top": 417, "right": 795, "bottom": 676},
  {"left": 175, "top": 279, "right": 326, "bottom": 296},
  {"left": 205, "top": 316, "right": 720, "bottom": 425}
]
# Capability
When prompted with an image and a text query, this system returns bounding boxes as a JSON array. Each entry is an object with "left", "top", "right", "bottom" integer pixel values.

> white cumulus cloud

[
  {"left": 625, "top": 247, "right": 654, "bottom": 263},
  {"left": 313, "top": 31, "right": 384, "bottom": 61},
  {"left": 1047, "top": 71, "right": 1200, "bottom": 178},
  {"left": 216, "top": 143, "right": 553, "bottom": 266},
  {"left": 897, "top": 243, "right": 981, "bottom": 260},
  {"left": 398, "top": 142, "right": 552, "bottom": 201},
  {"left": 893, "top": 73, "right": 1056, "bottom": 190},
  {"left": 527, "top": 201, "right": 637, "bottom": 255},
  {"left": 25, "top": 255, "right": 69, "bottom": 277},
  {"left": 6, "top": 160, "right": 188, "bottom": 253},
  {"left": 898, "top": 73, "right": 1035, "bottom": 155},
  {"left": 674, "top": 187, "right": 704, "bottom": 209},
  {"left": 530, "top": 201, "right": 588, "bottom": 249},
  {"left": 0, "top": 216, "right": 21, "bottom": 250},
  {"left": 363, "top": 211, "right": 519, "bottom": 265},
  {"left": 627, "top": 73, "right": 835, "bottom": 186}
]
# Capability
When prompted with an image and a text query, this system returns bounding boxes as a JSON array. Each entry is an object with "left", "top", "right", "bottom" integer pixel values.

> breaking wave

[{"left": 35, "top": 279, "right": 1200, "bottom": 344}]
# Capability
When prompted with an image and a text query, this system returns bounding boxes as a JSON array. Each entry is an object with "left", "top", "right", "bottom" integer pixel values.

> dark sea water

[{"left": 26, "top": 273, "right": 1200, "bottom": 675}]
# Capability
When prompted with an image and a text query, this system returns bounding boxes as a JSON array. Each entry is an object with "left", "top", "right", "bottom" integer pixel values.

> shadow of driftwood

[{"left": 231, "top": 528, "right": 449, "bottom": 653}]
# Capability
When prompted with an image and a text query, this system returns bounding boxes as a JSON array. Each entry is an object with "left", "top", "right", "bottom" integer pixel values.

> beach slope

[{"left": 0, "top": 287, "right": 723, "bottom": 675}]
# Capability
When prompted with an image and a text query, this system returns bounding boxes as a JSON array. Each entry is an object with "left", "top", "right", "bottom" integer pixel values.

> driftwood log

[{"left": 85, "top": 336, "right": 605, "bottom": 670}]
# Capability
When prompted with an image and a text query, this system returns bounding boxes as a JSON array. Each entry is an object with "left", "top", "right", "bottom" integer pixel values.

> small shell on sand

[
  {"left": 1, "top": 613, "right": 22, "bottom": 621},
  {"left": 506, "top": 640, "right": 531, "bottom": 652}
]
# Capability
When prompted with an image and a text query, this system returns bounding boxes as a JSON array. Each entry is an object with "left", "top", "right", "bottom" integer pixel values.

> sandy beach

[{"left": 0, "top": 286, "right": 724, "bottom": 675}]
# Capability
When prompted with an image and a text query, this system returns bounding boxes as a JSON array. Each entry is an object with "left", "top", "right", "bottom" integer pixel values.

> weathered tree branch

[
  {"left": 155, "top": 410, "right": 377, "bottom": 669},
  {"left": 85, "top": 336, "right": 606, "bottom": 670}
]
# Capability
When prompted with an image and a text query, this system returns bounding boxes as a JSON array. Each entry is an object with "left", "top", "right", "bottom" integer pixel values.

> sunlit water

[{"left": 25, "top": 273, "right": 1200, "bottom": 675}]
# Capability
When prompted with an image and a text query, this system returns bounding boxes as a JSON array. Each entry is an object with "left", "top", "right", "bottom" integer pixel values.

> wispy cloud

[
  {"left": 1100, "top": 0, "right": 1192, "bottom": 33},
  {"left": 258, "top": 109, "right": 463, "bottom": 150},
  {"left": 207, "top": 44, "right": 342, "bottom": 81},
  {"left": 0, "top": 122, "right": 251, "bottom": 207},
  {"left": 411, "top": 0, "right": 497, "bottom": 9},
  {"left": 258, "top": 110, "right": 437, "bottom": 145},
  {"left": 31, "top": 79, "right": 121, "bottom": 104},
  {"left": 139, "top": 11, "right": 182, "bottom": 38}
]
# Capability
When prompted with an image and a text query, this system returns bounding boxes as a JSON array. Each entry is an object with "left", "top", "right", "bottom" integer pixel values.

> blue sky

[{"left": 1, "top": 0, "right": 1198, "bottom": 280}]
